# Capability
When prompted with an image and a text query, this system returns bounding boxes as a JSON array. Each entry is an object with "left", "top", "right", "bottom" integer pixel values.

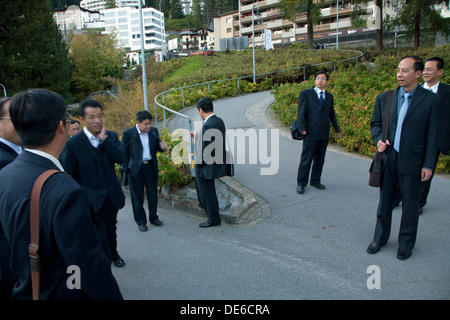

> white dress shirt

[
  {"left": 83, "top": 127, "right": 100, "bottom": 148},
  {"left": 422, "top": 82, "right": 439, "bottom": 94},
  {"left": 136, "top": 124, "right": 151, "bottom": 161},
  {"left": 26, "top": 149, "right": 64, "bottom": 171}
]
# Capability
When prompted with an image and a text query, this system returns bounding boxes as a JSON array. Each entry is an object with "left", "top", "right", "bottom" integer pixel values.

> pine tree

[{"left": 0, "top": 0, "right": 72, "bottom": 100}]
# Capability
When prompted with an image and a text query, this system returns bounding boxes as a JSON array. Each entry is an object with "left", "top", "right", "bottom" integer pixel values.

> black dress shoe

[
  {"left": 310, "top": 182, "right": 325, "bottom": 190},
  {"left": 418, "top": 207, "right": 423, "bottom": 215},
  {"left": 367, "top": 241, "right": 385, "bottom": 254},
  {"left": 139, "top": 225, "right": 148, "bottom": 232},
  {"left": 151, "top": 219, "right": 163, "bottom": 226},
  {"left": 296, "top": 186, "right": 305, "bottom": 194},
  {"left": 113, "top": 257, "right": 125, "bottom": 268},
  {"left": 397, "top": 249, "right": 412, "bottom": 260},
  {"left": 199, "top": 221, "right": 221, "bottom": 228}
]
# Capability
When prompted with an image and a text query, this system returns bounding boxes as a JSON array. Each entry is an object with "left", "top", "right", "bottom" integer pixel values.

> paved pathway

[{"left": 112, "top": 90, "right": 450, "bottom": 301}]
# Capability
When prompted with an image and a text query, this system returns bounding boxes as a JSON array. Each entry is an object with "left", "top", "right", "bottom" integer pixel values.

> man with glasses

[
  {"left": 418, "top": 57, "right": 450, "bottom": 212},
  {"left": 122, "top": 110, "right": 168, "bottom": 232},
  {"left": 0, "top": 97, "right": 21, "bottom": 299},
  {"left": 296, "top": 71, "right": 342, "bottom": 194}
]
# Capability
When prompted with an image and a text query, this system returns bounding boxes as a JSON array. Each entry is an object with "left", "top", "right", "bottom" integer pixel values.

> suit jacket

[
  {"left": 196, "top": 114, "right": 227, "bottom": 180},
  {"left": 0, "top": 141, "right": 20, "bottom": 285},
  {"left": 436, "top": 82, "right": 450, "bottom": 155},
  {"left": 0, "top": 151, "right": 122, "bottom": 299},
  {"left": 60, "top": 130, "right": 126, "bottom": 213},
  {"left": 370, "top": 86, "right": 438, "bottom": 176},
  {"left": 122, "top": 126, "right": 163, "bottom": 179},
  {"left": 296, "top": 87, "right": 340, "bottom": 140}
]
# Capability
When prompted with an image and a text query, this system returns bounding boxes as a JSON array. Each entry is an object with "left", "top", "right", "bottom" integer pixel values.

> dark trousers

[
  {"left": 96, "top": 197, "right": 120, "bottom": 262},
  {"left": 373, "top": 150, "right": 421, "bottom": 251},
  {"left": 129, "top": 162, "right": 158, "bottom": 226},
  {"left": 394, "top": 150, "right": 439, "bottom": 208},
  {"left": 195, "top": 166, "right": 221, "bottom": 224},
  {"left": 297, "top": 138, "right": 329, "bottom": 186}
]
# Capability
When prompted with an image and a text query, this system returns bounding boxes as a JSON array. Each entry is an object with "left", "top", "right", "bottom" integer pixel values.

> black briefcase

[{"left": 290, "top": 120, "right": 305, "bottom": 140}]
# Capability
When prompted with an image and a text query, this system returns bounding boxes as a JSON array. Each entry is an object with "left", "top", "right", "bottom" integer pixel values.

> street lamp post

[
  {"left": 251, "top": 5, "right": 261, "bottom": 83},
  {"left": 139, "top": 0, "right": 149, "bottom": 112},
  {"left": 336, "top": 0, "right": 339, "bottom": 50}
]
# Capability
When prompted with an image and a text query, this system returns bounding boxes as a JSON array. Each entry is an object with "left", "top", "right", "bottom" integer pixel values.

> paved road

[{"left": 112, "top": 91, "right": 450, "bottom": 301}]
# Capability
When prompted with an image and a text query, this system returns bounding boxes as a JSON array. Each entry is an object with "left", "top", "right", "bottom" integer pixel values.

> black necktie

[{"left": 320, "top": 91, "right": 325, "bottom": 106}]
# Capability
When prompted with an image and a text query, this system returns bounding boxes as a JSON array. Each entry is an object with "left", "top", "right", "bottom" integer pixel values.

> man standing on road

[
  {"left": 367, "top": 56, "right": 438, "bottom": 260},
  {"left": 61, "top": 99, "right": 126, "bottom": 268},
  {"left": 417, "top": 57, "right": 450, "bottom": 213},
  {"left": 122, "top": 110, "right": 167, "bottom": 232},
  {"left": 296, "top": 71, "right": 342, "bottom": 194},
  {"left": 191, "top": 98, "right": 227, "bottom": 228}
]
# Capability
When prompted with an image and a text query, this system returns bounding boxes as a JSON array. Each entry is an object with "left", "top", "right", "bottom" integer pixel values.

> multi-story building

[
  {"left": 101, "top": 6, "right": 165, "bottom": 64},
  {"left": 181, "top": 0, "right": 193, "bottom": 15},
  {"left": 80, "top": 0, "right": 144, "bottom": 11},
  {"left": 213, "top": 0, "right": 397, "bottom": 50},
  {"left": 53, "top": 5, "right": 102, "bottom": 31}
]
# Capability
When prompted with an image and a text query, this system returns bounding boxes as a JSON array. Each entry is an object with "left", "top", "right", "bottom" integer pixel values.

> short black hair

[
  {"left": 68, "top": 119, "right": 80, "bottom": 126},
  {"left": 426, "top": 57, "right": 444, "bottom": 70},
  {"left": 0, "top": 97, "right": 10, "bottom": 117},
  {"left": 401, "top": 55, "right": 424, "bottom": 72},
  {"left": 9, "top": 89, "right": 67, "bottom": 148},
  {"left": 315, "top": 71, "right": 329, "bottom": 80},
  {"left": 136, "top": 110, "right": 153, "bottom": 123},
  {"left": 79, "top": 99, "right": 102, "bottom": 117},
  {"left": 197, "top": 97, "right": 214, "bottom": 113}
]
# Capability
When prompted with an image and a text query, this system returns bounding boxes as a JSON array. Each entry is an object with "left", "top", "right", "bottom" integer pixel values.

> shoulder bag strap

[
  {"left": 381, "top": 90, "right": 393, "bottom": 143},
  {"left": 29, "top": 169, "right": 65, "bottom": 300}
]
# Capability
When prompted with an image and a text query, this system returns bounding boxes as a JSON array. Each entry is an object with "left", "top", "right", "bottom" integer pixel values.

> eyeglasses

[
  {"left": 315, "top": 78, "right": 327, "bottom": 81},
  {"left": 0, "top": 117, "right": 11, "bottom": 120}
]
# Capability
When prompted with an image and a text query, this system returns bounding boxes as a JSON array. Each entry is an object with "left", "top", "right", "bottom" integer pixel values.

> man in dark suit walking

[
  {"left": 0, "top": 97, "right": 22, "bottom": 299},
  {"left": 367, "top": 56, "right": 438, "bottom": 260},
  {"left": 0, "top": 89, "right": 122, "bottom": 299},
  {"left": 61, "top": 99, "right": 126, "bottom": 268},
  {"left": 191, "top": 98, "right": 227, "bottom": 228},
  {"left": 417, "top": 57, "right": 450, "bottom": 212},
  {"left": 296, "top": 71, "right": 342, "bottom": 194},
  {"left": 122, "top": 110, "right": 167, "bottom": 232}
]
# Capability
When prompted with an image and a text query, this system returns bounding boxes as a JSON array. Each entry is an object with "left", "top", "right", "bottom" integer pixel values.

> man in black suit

[
  {"left": 417, "top": 57, "right": 450, "bottom": 212},
  {"left": 367, "top": 56, "right": 438, "bottom": 260},
  {"left": 122, "top": 110, "right": 167, "bottom": 232},
  {"left": 0, "top": 89, "right": 122, "bottom": 299},
  {"left": 0, "top": 97, "right": 21, "bottom": 299},
  {"left": 191, "top": 98, "right": 227, "bottom": 228},
  {"left": 296, "top": 71, "right": 342, "bottom": 194},
  {"left": 60, "top": 99, "right": 126, "bottom": 268}
]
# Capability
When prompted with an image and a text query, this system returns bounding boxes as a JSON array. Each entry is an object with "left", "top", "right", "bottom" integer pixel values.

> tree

[
  {"left": 170, "top": 0, "right": 185, "bottom": 19},
  {"left": 279, "top": 0, "right": 322, "bottom": 50},
  {"left": 69, "top": 30, "right": 125, "bottom": 100},
  {"left": 0, "top": 0, "right": 72, "bottom": 99},
  {"left": 394, "top": 0, "right": 450, "bottom": 49}
]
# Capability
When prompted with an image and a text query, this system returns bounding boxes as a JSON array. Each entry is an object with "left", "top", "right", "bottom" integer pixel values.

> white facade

[
  {"left": 80, "top": 0, "right": 144, "bottom": 11},
  {"left": 181, "top": 0, "right": 192, "bottom": 15},
  {"left": 53, "top": 5, "right": 101, "bottom": 31},
  {"left": 101, "top": 6, "right": 165, "bottom": 64}
]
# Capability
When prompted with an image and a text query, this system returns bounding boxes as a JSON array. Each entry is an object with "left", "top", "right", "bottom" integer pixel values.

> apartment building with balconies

[{"left": 214, "top": 0, "right": 397, "bottom": 50}]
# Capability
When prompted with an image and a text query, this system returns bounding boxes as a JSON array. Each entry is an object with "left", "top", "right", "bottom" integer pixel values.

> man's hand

[
  {"left": 301, "top": 131, "right": 306, "bottom": 135},
  {"left": 160, "top": 141, "right": 169, "bottom": 152},
  {"left": 99, "top": 116, "right": 107, "bottom": 140},
  {"left": 377, "top": 139, "right": 390, "bottom": 152},
  {"left": 421, "top": 168, "right": 433, "bottom": 181}
]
